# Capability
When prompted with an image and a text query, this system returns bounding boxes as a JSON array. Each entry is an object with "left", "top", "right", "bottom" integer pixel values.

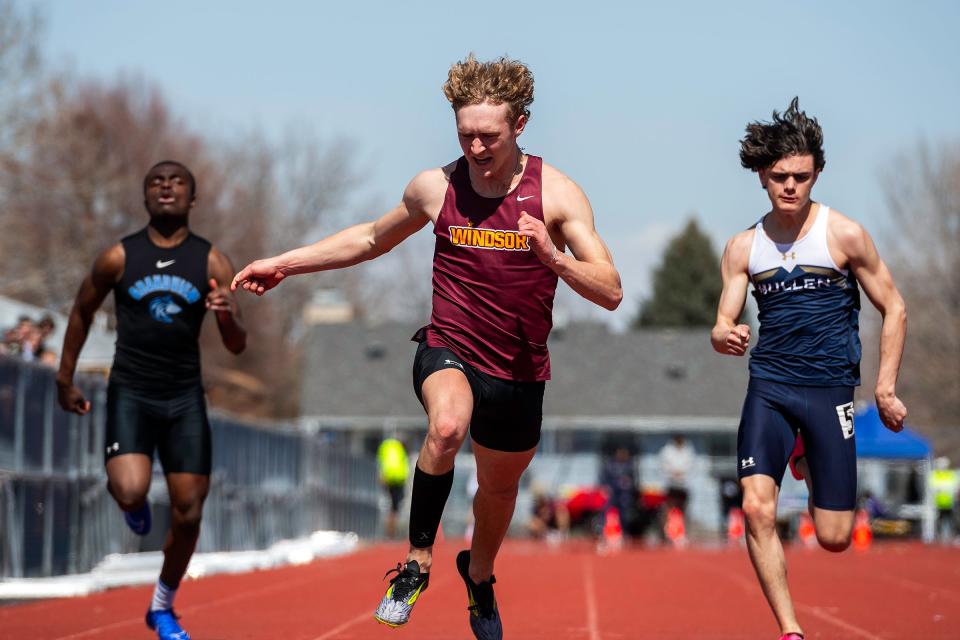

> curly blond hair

[{"left": 442, "top": 53, "right": 534, "bottom": 124}]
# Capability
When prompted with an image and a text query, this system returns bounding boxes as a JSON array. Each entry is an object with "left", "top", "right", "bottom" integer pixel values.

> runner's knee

[
  {"left": 425, "top": 416, "right": 466, "bottom": 458},
  {"left": 817, "top": 532, "right": 851, "bottom": 552},
  {"left": 816, "top": 522, "right": 853, "bottom": 552},
  {"left": 170, "top": 499, "right": 204, "bottom": 533},
  {"left": 477, "top": 475, "right": 521, "bottom": 503},
  {"left": 741, "top": 493, "right": 776, "bottom": 531},
  {"left": 108, "top": 480, "right": 149, "bottom": 512}
]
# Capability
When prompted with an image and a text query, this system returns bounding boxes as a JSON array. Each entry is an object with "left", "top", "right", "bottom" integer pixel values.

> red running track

[{"left": 2, "top": 540, "right": 959, "bottom": 639}]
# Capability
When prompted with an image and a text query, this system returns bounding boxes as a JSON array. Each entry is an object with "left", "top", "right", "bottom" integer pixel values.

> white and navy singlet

[{"left": 747, "top": 203, "right": 862, "bottom": 387}]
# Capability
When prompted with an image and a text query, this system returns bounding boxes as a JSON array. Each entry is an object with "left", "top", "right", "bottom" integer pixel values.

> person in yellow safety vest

[
  {"left": 930, "top": 457, "right": 959, "bottom": 543},
  {"left": 378, "top": 438, "right": 410, "bottom": 539}
]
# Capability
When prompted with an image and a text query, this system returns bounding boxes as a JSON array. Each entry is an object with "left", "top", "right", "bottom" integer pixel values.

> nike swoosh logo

[
  {"left": 156, "top": 259, "right": 176, "bottom": 269},
  {"left": 517, "top": 195, "right": 535, "bottom": 202}
]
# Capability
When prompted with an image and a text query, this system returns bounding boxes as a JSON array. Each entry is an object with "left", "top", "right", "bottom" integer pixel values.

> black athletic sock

[{"left": 408, "top": 466, "right": 454, "bottom": 549}]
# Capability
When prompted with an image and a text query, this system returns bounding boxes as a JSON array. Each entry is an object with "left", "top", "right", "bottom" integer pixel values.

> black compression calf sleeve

[{"left": 408, "top": 466, "right": 454, "bottom": 548}]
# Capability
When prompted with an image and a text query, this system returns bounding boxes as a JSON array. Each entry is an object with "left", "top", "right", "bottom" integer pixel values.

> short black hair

[
  {"left": 143, "top": 160, "right": 197, "bottom": 198},
  {"left": 739, "top": 97, "right": 825, "bottom": 172}
]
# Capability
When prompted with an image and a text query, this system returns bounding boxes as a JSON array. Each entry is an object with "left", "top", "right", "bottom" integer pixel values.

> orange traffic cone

[
  {"left": 726, "top": 507, "right": 745, "bottom": 544},
  {"left": 797, "top": 512, "right": 817, "bottom": 548},
  {"left": 598, "top": 507, "right": 624, "bottom": 554},
  {"left": 664, "top": 507, "right": 687, "bottom": 547},
  {"left": 852, "top": 509, "right": 872, "bottom": 551}
]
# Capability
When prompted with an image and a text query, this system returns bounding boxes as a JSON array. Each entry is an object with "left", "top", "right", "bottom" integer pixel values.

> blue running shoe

[
  {"left": 456, "top": 550, "right": 503, "bottom": 640},
  {"left": 145, "top": 609, "right": 190, "bottom": 640},
  {"left": 124, "top": 500, "right": 151, "bottom": 536}
]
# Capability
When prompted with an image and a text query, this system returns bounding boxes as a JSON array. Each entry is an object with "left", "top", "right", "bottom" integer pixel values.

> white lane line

[
  {"left": 875, "top": 573, "right": 960, "bottom": 602},
  {"left": 52, "top": 572, "right": 321, "bottom": 640},
  {"left": 688, "top": 556, "right": 882, "bottom": 639},
  {"left": 583, "top": 555, "right": 601, "bottom": 640},
  {"left": 794, "top": 603, "right": 883, "bottom": 640},
  {"left": 309, "top": 611, "right": 378, "bottom": 640}
]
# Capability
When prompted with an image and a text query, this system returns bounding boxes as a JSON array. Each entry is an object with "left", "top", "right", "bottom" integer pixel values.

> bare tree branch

[{"left": 880, "top": 141, "right": 960, "bottom": 455}]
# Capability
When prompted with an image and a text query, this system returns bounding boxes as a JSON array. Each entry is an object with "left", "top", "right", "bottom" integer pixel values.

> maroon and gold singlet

[{"left": 423, "top": 155, "right": 559, "bottom": 381}]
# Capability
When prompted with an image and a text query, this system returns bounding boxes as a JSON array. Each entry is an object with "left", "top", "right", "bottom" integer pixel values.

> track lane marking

[
  {"left": 308, "top": 611, "right": 379, "bottom": 640},
  {"left": 687, "top": 555, "right": 882, "bottom": 639},
  {"left": 882, "top": 575, "right": 960, "bottom": 602},
  {"left": 51, "top": 572, "right": 324, "bottom": 640},
  {"left": 582, "top": 555, "right": 601, "bottom": 640},
  {"left": 793, "top": 603, "right": 882, "bottom": 640}
]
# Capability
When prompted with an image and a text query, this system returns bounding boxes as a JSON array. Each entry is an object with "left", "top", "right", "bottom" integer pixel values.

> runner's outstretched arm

[{"left": 231, "top": 175, "right": 436, "bottom": 296}]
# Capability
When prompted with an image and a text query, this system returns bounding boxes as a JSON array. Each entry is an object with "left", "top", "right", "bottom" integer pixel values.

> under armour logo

[
  {"left": 741, "top": 457, "right": 756, "bottom": 469},
  {"left": 781, "top": 252, "right": 796, "bottom": 261}
]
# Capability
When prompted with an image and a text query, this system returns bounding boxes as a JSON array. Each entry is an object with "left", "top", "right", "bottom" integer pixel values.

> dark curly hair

[{"left": 739, "top": 97, "right": 824, "bottom": 172}]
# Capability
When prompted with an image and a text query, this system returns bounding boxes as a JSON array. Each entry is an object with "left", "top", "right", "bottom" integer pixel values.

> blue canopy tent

[
  {"left": 854, "top": 404, "right": 934, "bottom": 541},
  {"left": 780, "top": 404, "right": 934, "bottom": 540},
  {"left": 855, "top": 404, "right": 931, "bottom": 459}
]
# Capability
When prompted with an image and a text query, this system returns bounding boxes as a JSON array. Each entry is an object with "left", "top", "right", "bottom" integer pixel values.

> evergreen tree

[{"left": 633, "top": 218, "right": 722, "bottom": 328}]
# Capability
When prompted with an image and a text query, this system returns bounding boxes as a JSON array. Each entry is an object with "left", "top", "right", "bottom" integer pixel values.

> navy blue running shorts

[
  {"left": 412, "top": 340, "right": 543, "bottom": 453},
  {"left": 737, "top": 378, "right": 857, "bottom": 511},
  {"left": 105, "top": 381, "right": 212, "bottom": 475}
]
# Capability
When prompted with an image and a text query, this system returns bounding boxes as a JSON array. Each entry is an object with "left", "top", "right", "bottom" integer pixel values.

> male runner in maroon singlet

[
  {"left": 58, "top": 161, "right": 246, "bottom": 640},
  {"left": 232, "top": 54, "right": 622, "bottom": 639}
]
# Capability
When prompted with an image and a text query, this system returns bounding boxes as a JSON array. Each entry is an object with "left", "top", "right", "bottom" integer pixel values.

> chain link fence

[{"left": 0, "top": 356, "right": 379, "bottom": 579}]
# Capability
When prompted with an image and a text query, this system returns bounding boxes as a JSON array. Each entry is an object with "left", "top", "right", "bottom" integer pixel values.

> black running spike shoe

[
  {"left": 374, "top": 560, "right": 430, "bottom": 627},
  {"left": 456, "top": 550, "right": 503, "bottom": 640}
]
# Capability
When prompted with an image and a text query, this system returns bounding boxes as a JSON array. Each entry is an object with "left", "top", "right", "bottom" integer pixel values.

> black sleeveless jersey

[{"left": 110, "top": 228, "right": 212, "bottom": 391}]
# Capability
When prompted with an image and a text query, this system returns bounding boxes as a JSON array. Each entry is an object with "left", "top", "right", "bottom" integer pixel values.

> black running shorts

[
  {"left": 412, "top": 341, "right": 544, "bottom": 452},
  {"left": 105, "top": 381, "right": 212, "bottom": 475}
]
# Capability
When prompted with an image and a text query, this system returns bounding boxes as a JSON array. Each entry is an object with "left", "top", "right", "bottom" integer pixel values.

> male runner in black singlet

[
  {"left": 233, "top": 55, "right": 622, "bottom": 639},
  {"left": 58, "top": 161, "right": 246, "bottom": 640}
]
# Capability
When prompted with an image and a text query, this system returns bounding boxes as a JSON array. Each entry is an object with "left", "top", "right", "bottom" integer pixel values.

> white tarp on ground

[{"left": 0, "top": 530, "right": 359, "bottom": 600}]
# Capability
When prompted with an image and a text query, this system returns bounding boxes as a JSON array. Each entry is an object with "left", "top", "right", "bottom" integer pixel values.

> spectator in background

[
  {"left": 527, "top": 487, "right": 570, "bottom": 542},
  {"left": 600, "top": 446, "right": 638, "bottom": 533},
  {"left": 930, "top": 457, "right": 958, "bottom": 543},
  {"left": 563, "top": 486, "right": 608, "bottom": 537},
  {"left": 1, "top": 315, "right": 57, "bottom": 366},
  {"left": 860, "top": 490, "right": 890, "bottom": 520},
  {"left": 377, "top": 436, "right": 410, "bottom": 539},
  {"left": 659, "top": 434, "right": 694, "bottom": 515},
  {"left": 719, "top": 475, "right": 745, "bottom": 543},
  {"left": 2, "top": 316, "right": 34, "bottom": 358},
  {"left": 33, "top": 315, "right": 58, "bottom": 366}
]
